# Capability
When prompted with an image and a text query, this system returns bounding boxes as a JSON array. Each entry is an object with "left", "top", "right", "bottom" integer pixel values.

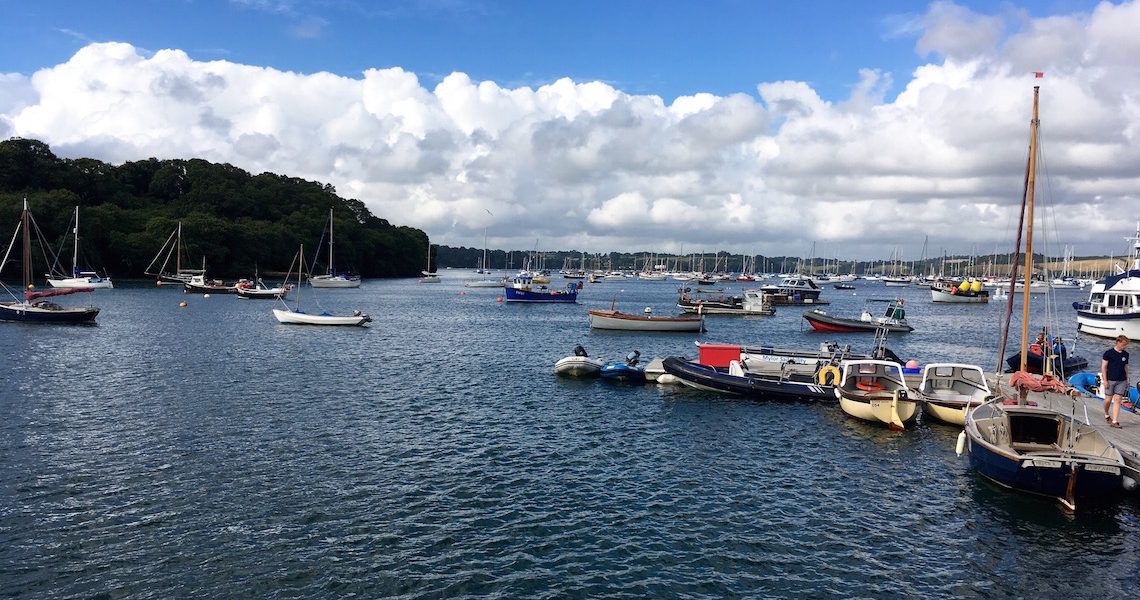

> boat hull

[
  {"left": 600, "top": 362, "right": 646, "bottom": 384},
  {"left": 554, "top": 356, "right": 605, "bottom": 376},
  {"left": 1075, "top": 310, "right": 1140, "bottom": 340},
  {"left": 838, "top": 394, "right": 918, "bottom": 430},
  {"left": 236, "top": 288, "right": 287, "bottom": 299},
  {"left": 966, "top": 434, "right": 1124, "bottom": 507},
  {"left": 922, "top": 401, "right": 971, "bottom": 426},
  {"left": 1004, "top": 351, "right": 1088, "bottom": 375},
  {"left": 802, "top": 310, "right": 912, "bottom": 333},
  {"left": 272, "top": 308, "right": 370, "bottom": 326},
  {"left": 310, "top": 275, "right": 361, "bottom": 288},
  {"left": 184, "top": 282, "right": 237, "bottom": 294},
  {"left": 503, "top": 287, "right": 578, "bottom": 303},
  {"left": 47, "top": 277, "right": 113, "bottom": 289},
  {"left": 588, "top": 309, "right": 703, "bottom": 332},
  {"left": 0, "top": 302, "right": 99, "bottom": 323},
  {"left": 931, "top": 288, "right": 989, "bottom": 303},
  {"left": 662, "top": 357, "right": 833, "bottom": 401}
]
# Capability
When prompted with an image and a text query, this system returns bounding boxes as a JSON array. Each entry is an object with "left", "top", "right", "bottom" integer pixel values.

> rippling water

[{"left": 2, "top": 276, "right": 1137, "bottom": 598}]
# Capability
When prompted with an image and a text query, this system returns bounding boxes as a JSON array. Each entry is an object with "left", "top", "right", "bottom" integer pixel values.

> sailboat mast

[
  {"left": 22, "top": 199, "right": 31, "bottom": 290},
  {"left": 176, "top": 221, "right": 182, "bottom": 275},
  {"left": 72, "top": 206, "right": 79, "bottom": 277},
  {"left": 1018, "top": 85, "right": 1041, "bottom": 373},
  {"left": 328, "top": 208, "right": 334, "bottom": 276}
]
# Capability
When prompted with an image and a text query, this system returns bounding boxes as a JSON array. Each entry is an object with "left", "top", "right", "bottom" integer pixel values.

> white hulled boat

[
  {"left": 1074, "top": 224, "right": 1140, "bottom": 339},
  {"left": 310, "top": 208, "right": 361, "bottom": 288},
  {"left": 46, "top": 206, "right": 113, "bottom": 289},
  {"left": 834, "top": 359, "right": 916, "bottom": 431}
]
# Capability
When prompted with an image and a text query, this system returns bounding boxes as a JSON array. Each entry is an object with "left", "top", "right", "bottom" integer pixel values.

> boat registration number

[
  {"left": 1085, "top": 464, "right": 1120, "bottom": 475},
  {"left": 1028, "top": 459, "right": 1062, "bottom": 468}
]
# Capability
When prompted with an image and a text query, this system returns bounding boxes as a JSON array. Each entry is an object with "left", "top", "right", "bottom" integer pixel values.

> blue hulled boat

[{"left": 503, "top": 274, "right": 580, "bottom": 303}]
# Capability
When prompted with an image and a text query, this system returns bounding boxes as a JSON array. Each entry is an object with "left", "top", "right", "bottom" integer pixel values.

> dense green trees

[{"left": 0, "top": 138, "right": 425, "bottom": 278}]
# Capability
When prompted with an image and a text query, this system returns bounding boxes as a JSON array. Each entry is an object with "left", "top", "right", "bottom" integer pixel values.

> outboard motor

[
  {"left": 626, "top": 350, "right": 641, "bottom": 366},
  {"left": 574, "top": 345, "right": 588, "bottom": 357}
]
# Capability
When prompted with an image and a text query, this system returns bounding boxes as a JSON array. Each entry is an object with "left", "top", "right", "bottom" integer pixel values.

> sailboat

[
  {"left": 419, "top": 241, "right": 440, "bottom": 283},
  {"left": 465, "top": 226, "right": 505, "bottom": 288},
  {"left": 0, "top": 199, "right": 100, "bottom": 323},
  {"left": 273, "top": 244, "right": 371, "bottom": 326},
  {"left": 144, "top": 221, "right": 205, "bottom": 286},
  {"left": 962, "top": 84, "right": 1131, "bottom": 511},
  {"left": 46, "top": 206, "right": 113, "bottom": 289},
  {"left": 309, "top": 208, "right": 361, "bottom": 288}
]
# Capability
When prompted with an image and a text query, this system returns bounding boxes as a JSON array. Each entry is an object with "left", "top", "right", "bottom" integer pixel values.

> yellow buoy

[
  {"left": 179, "top": 301, "right": 188, "bottom": 308},
  {"left": 27, "top": 284, "right": 34, "bottom": 290},
  {"left": 958, "top": 281, "right": 971, "bottom": 292}
]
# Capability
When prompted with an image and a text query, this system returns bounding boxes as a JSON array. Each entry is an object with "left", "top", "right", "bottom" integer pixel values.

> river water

[{"left": 2, "top": 275, "right": 1137, "bottom": 598}]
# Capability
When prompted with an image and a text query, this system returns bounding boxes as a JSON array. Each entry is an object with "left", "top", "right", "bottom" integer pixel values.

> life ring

[
  {"left": 856, "top": 380, "right": 885, "bottom": 392},
  {"left": 817, "top": 365, "right": 841, "bottom": 386}
]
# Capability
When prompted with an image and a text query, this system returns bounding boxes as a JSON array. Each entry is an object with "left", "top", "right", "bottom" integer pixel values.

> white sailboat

[
  {"left": 419, "top": 241, "right": 440, "bottom": 283},
  {"left": 310, "top": 208, "right": 361, "bottom": 288},
  {"left": 273, "top": 244, "right": 371, "bottom": 326},
  {"left": 144, "top": 221, "right": 205, "bottom": 286},
  {"left": 46, "top": 206, "right": 113, "bottom": 289}
]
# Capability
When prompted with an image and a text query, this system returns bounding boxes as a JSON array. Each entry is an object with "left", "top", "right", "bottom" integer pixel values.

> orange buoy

[
  {"left": 179, "top": 301, "right": 188, "bottom": 308},
  {"left": 496, "top": 296, "right": 503, "bottom": 303}
]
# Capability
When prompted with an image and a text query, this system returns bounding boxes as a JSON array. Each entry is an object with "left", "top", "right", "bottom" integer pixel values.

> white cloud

[{"left": 4, "top": 1, "right": 1140, "bottom": 259}]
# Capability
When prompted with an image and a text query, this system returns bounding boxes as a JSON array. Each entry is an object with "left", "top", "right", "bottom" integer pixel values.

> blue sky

[
  {"left": 0, "top": 0, "right": 1101, "bottom": 102},
  {"left": 2, "top": 0, "right": 1137, "bottom": 257}
]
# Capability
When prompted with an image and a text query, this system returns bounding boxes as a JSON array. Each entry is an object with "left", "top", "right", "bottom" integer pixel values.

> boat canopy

[{"left": 26, "top": 287, "right": 94, "bottom": 300}]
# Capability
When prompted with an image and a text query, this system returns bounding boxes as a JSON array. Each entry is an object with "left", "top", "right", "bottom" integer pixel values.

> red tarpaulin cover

[{"left": 25, "top": 287, "right": 94, "bottom": 301}]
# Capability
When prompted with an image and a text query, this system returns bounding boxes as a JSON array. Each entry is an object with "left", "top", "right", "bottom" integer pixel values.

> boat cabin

[
  {"left": 918, "top": 364, "right": 991, "bottom": 404},
  {"left": 839, "top": 360, "right": 907, "bottom": 396}
]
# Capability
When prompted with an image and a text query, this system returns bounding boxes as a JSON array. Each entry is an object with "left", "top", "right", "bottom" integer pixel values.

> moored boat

[
  {"left": 46, "top": 207, "right": 113, "bottom": 289},
  {"left": 931, "top": 279, "right": 989, "bottom": 303},
  {"left": 677, "top": 288, "right": 774, "bottom": 315},
  {"left": 760, "top": 275, "right": 824, "bottom": 303},
  {"left": 235, "top": 278, "right": 289, "bottom": 299},
  {"left": 0, "top": 200, "right": 99, "bottom": 324},
  {"left": 835, "top": 359, "right": 916, "bottom": 431},
  {"left": 600, "top": 351, "right": 646, "bottom": 384},
  {"left": 662, "top": 356, "right": 834, "bottom": 401},
  {"left": 184, "top": 274, "right": 237, "bottom": 294},
  {"left": 588, "top": 307, "right": 704, "bottom": 332},
  {"left": 802, "top": 298, "right": 912, "bottom": 333},
  {"left": 1074, "top": 225, "right": 1140, "bottom": 339},
  {"left": 309, "top": 208, "right": 361, "bottom": 288},
  {"left": 915, "top": 363, "right": 993, "bottom": 426},
  {"left": 554, "top": 346, "right": 606, "bottom": 376},
  {"left": 503, "top": 274, "right": 580, "bottom": 303},
  {"left": 273, "top": 244, "right": 370, "bottom": 326}
]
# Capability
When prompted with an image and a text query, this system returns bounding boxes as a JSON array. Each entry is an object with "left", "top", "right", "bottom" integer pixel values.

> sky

[{"left": 1, "top": 0, "right": 1138, "bottom": 259}]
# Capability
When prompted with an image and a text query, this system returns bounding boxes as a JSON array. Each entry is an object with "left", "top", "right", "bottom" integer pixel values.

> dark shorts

[{"left": 1106, "top": 379, "right": 1130, "bottom": 397}]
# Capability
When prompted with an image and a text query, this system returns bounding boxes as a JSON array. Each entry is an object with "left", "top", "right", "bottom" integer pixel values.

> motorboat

[
  {"left": 1074, "top": 224, "right": 1140, "bottom": 339},
  {"left": 802, "top": 298, "right": 913, "bottom": 333},
  {"left": 184, "top": 274, "right": 237, "bottom": 294},
  {"left": 882, "top": 276, "right": 910, "bottom": 287},
  {"left": 465, "top": 277, "right": 506, "bottom": 288},
  {"left": 931, "top": 279, "right": 989, "bottom": 303},
  {"left": 235, "top": 278, "right": 288, "bottom": 300},
  {"left": 915, "top": 363, "right": 993, "bottom": 426},
  {"left": 695, "top": 340, "right": 902, "bottom": 380},
  {"left": 554, "top": 355, "right": 605, "bottom": 376},
  {"left": 588, "top": 307, "right": 704, "bottom": 332},
  {"left": 833, "top": 282, "right": 855, "bottom": 290},
  {"left": 760, "top": 275, "right": 823, "bottom": 302},
  {"left": 46, "top": 207, "right": 113, "bottom": 289},
  {"left": 662, "top": 356, "right": 834, "bottom": 402},
  {"left": 503, "top": 274, "right": 579, "bottom": 303},
  {"left": 600, "top": 351, "right": 646, "bottom": 384},
  {"left": 834, "top": 359, "right": 916, "bottom": 431},
  {"left": 677, "top": 288, "right": 774, "bottom": 315}
]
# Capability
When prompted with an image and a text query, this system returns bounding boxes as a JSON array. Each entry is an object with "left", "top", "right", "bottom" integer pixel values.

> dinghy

[
  {"left": 915, "top": 363, "right": 992, "bottom": 426},
  {"left": 554, "top": 345, "right": 605, "bottom": 376},
  {"left": 835, "top": 359, "right": 916, "bottom": 430}
]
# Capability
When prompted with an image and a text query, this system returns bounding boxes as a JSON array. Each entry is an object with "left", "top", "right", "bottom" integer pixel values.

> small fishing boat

[
  {"left": 677, "top": 288, "right": 774, "bottom": 315},
  {"left": 915, "top": 363, "right": 993, "bottom": 426},
  {"left": 588, "top": 305, "right": 704, "bottom": 332},
  {"left": 835, "top": 359, "right": 916, "bottom": 431},
  {"left": 503, "top": 274, "right": 580, "bottom": 303},
  {"left": 235, "top": 277, "right": 288, "bottom": 300},
  {"left": 802, "top": 298, "right": 912, "bottom": 333},
  {"left": 833, "top": 282, "right": 855, "bottom": 290},
  {"left": 600, "top": 352, "right": 646, "bottom": 384},
  {"left": 272, "top": 244, "right": 371, "bottom": 326},
  {"left": 760, "top": 275, "right": 824, "bottom": 302},
  {"left": 662, "top": 356, "right": 834, "bottom": 401},
  {"left": 184, "top": 274, "right": 237, "bottom": 294},
  {"left": 931, "top": 279, "right": 989, "bottom": 303}
]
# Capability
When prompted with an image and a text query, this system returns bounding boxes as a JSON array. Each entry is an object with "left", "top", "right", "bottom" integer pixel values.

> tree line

[{"left": 0, "top": 138, "right": 426, "bottom": 279}]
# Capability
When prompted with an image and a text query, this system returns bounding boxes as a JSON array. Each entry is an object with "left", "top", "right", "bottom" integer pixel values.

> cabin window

[
  {"left": 933, "top": 366, "right": 955, "bottom": 377},
  {"left": 1091, "top": 293, "right": 1104, "bottom": 303},
  {"left": 1008, "top": 415, "right": 1059, "bottom": 445}
]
